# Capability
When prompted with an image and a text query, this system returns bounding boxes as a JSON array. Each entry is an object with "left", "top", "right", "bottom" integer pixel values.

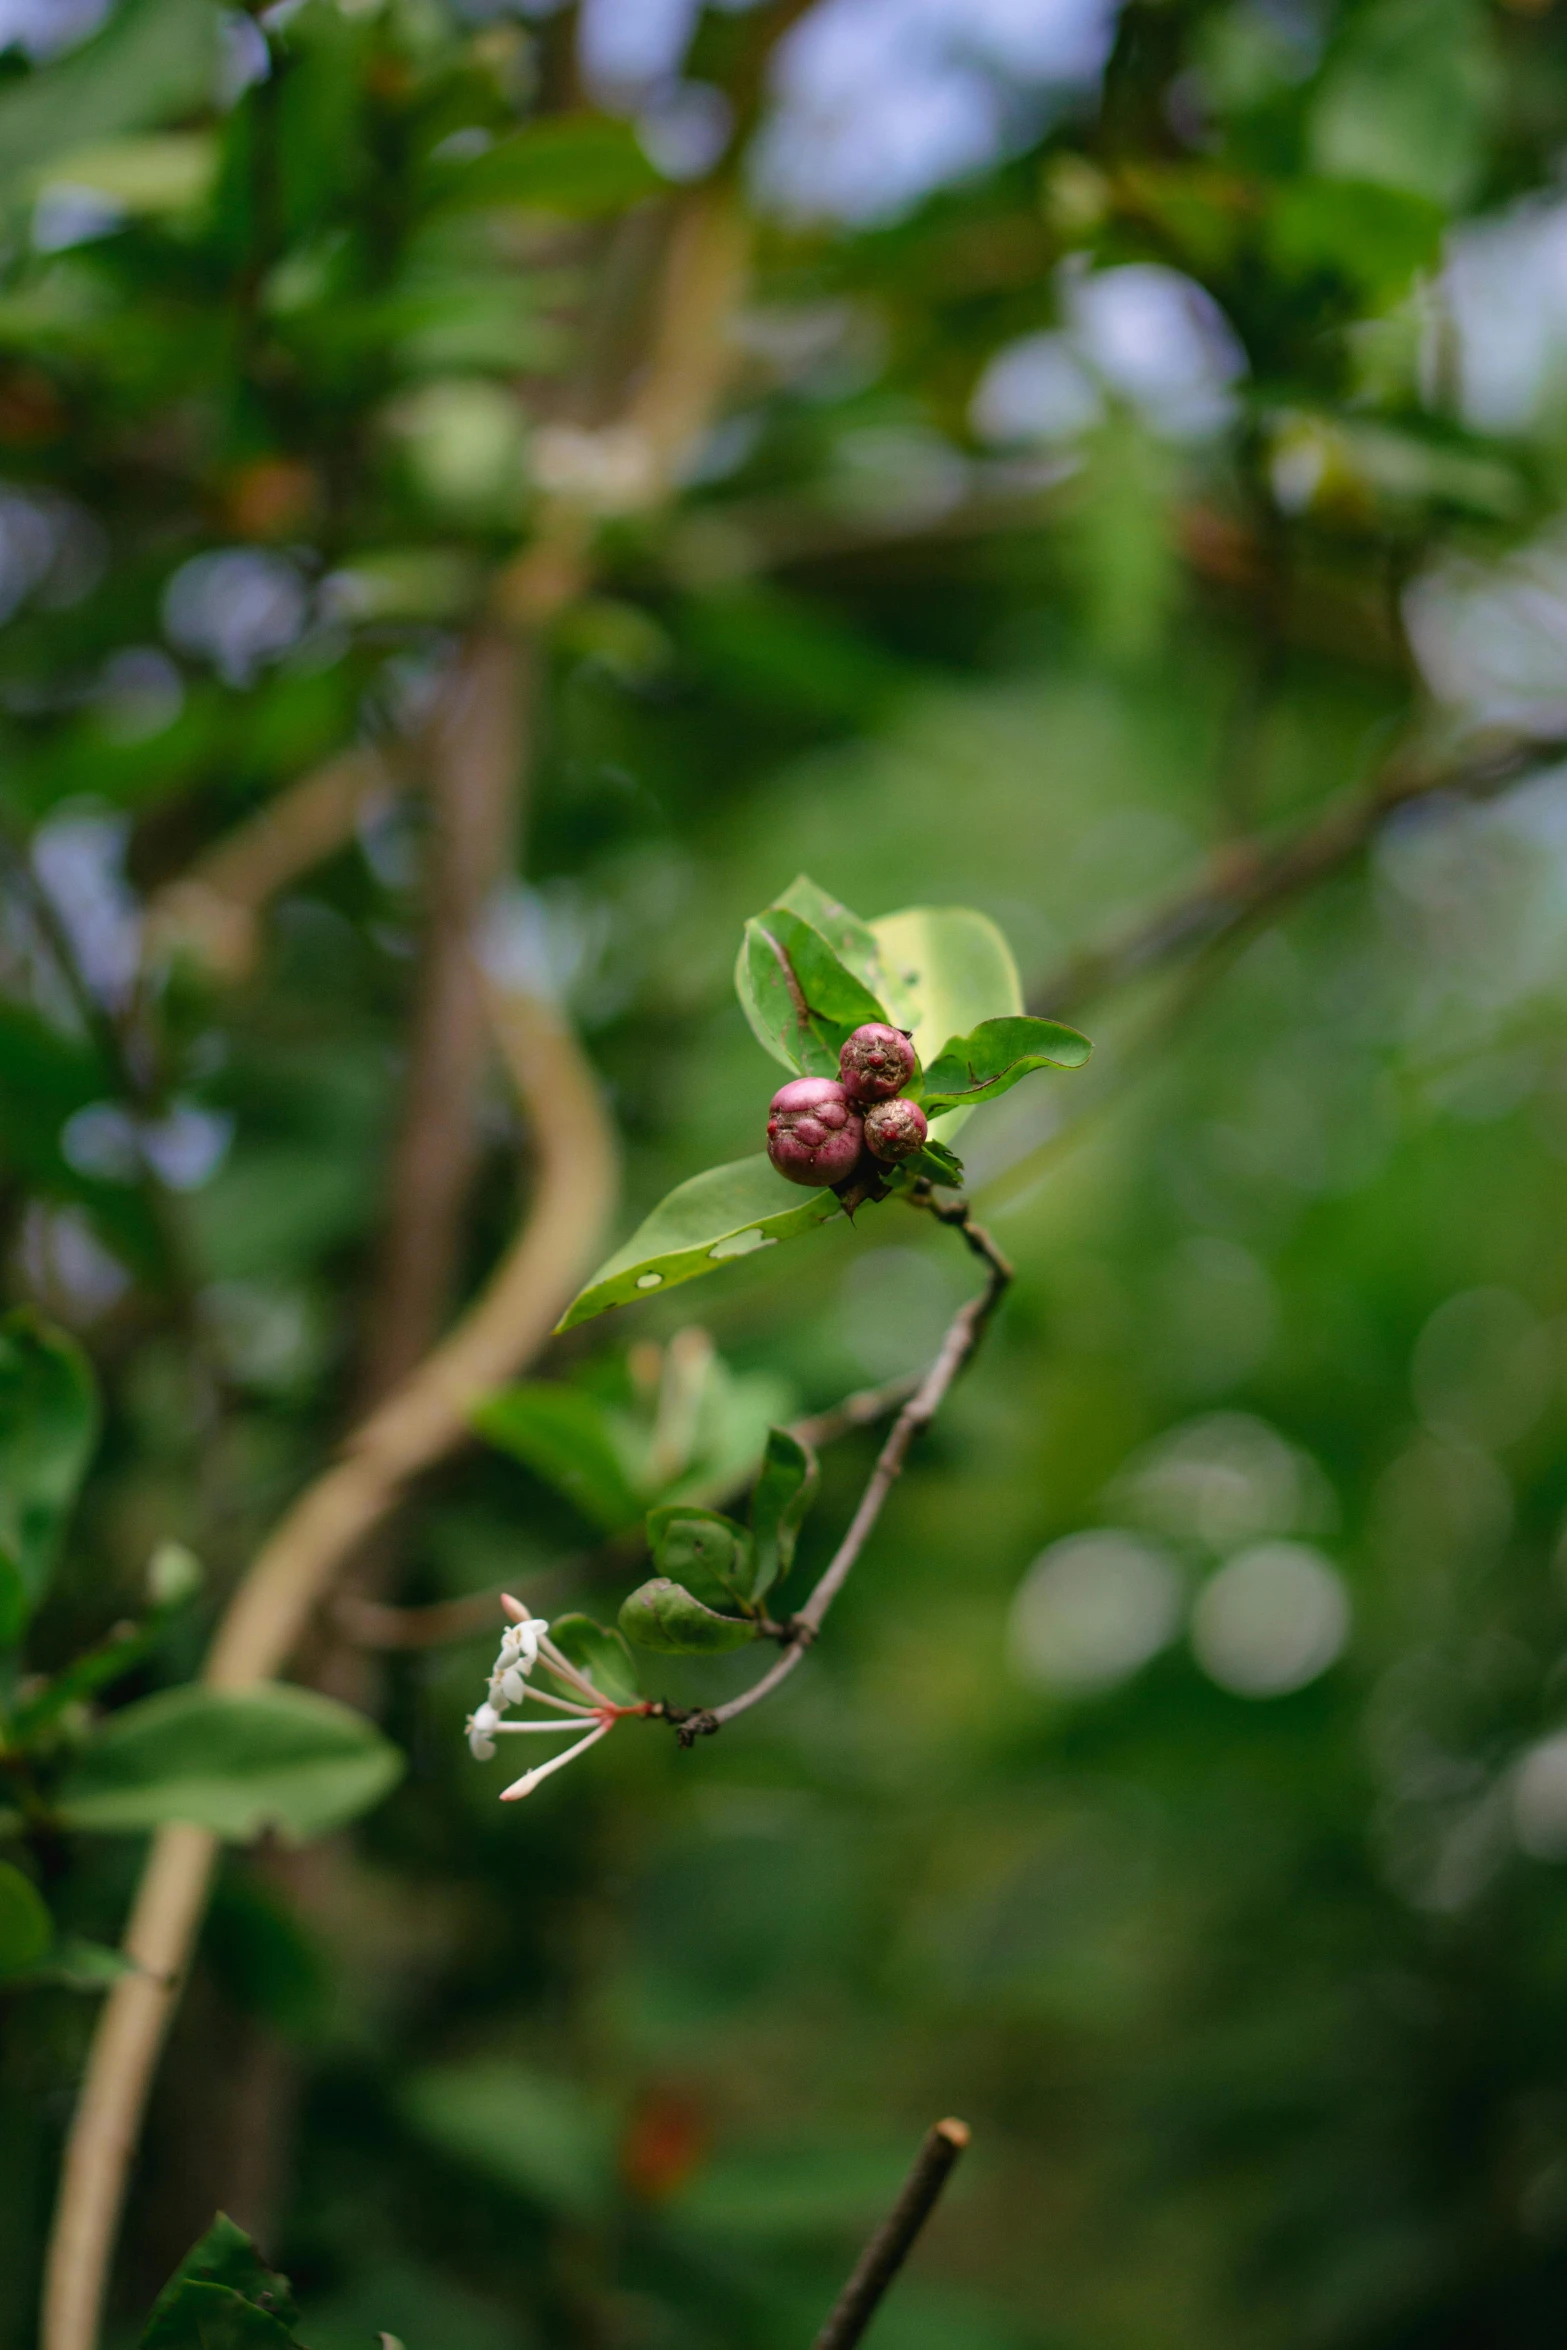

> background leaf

[
  {"left": 0, "top": 0, "right": 217, "bottom": 214},
  {"left": 473, "top": 1384, "right": 644, "bottom": 1532},
  {"left": 749, "top": 1429, "right": 818, "bottom": 1600},
  {"left": 0, "top": 1309, "right": 98, "bottom": 1646},
  {"left": 921, "top": 1014, "right": 1092, "bottom": 1114},
  {"left": 546, "top": 1612, "right": 640, "bottom": 1706},
  {"left": 400, "top": 2061, "right": 614, "bottom": 2218},
  {"left": 0, "top": 1859, "right": 52, "bottom": 1978},
  {"left": 431, "top": 115, "right": 664, "bottom": 217},
  {"left": 557, "top": 1158, "right": 843, "bottom": 1331},
  {"left": 619, "top": 1579, "right": 761, "bottom": 1655},
  {"left": 57, "top": 1686, "right": 404, "bottom": 1843}
]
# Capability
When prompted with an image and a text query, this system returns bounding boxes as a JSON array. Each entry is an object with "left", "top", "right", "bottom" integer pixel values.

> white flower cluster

[{"left": 464, "top": 1596, "right": 629, "bottom": 1804}]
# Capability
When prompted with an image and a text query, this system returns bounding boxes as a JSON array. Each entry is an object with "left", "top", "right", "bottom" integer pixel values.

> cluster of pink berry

[{"left": 766, "top": 1023, "right": 929, "bottom": 1188}]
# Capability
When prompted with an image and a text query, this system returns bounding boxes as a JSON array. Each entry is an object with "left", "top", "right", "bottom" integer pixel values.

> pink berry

[
  {"left": 839, "top": 1023, "right": 916, "bottom": 1103},
  {"left": 767, "top": 1076, "right": 864, "bottom": 1186},
  {"left": 863, "top": 1096, "right": 928, "bottom": 1164}
]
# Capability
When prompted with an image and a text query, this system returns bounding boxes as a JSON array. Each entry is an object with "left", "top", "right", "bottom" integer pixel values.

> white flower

[{"left": 467, "top": 1601, "right": 630, "bottom": 1801}]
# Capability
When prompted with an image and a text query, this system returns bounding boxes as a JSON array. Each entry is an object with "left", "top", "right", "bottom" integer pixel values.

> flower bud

[
  {"left": 839, "top": 1023, "right": 916, "bottom": 1102},
  {"left": 767, "top": 1075, "right": 863, "bottom": 1186},
  {"left": 863, "top": 1096, "right": 928, "bottom": 1164}
]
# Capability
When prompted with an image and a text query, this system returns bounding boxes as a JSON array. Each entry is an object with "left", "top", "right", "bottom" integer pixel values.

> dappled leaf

[
  {"left": 0, "top": 1309, "right": 98, "bottom": 1646},
  {"left": 547, "top": 1612, "right": 640, "bottom": 1706},
  {"left": 921, "top": 1015, "right": 1092, "bottom": 1114},
  {"left": 0, "top": 1860, "right": 51, "bottom": 1978},
  {"left": 557, "top": 1157, "right": 843, "bottom": 1332},
  {"left": 647, "top": 1505, "right": 756, "bottom": 1609},
  {"left": 57, "top": 1686, "right": 403, "bottom": 1843},
  {"left": 473, "top": 1383, "right": 643, "bottom": 1531},
  {"left": 749, "top": 1429, "right": 817, "bottom": 1600},
  {"left": 735, "top": 907, "right": 890, "bottom": 1077},
  {"left": 619, "top": 1579, "right": 761, "bottom": 1655}
]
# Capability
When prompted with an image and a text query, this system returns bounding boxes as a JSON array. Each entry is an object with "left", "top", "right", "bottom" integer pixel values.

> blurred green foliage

[{"left": 8, "top": 3, "right": 1567, "bottom": 2349}]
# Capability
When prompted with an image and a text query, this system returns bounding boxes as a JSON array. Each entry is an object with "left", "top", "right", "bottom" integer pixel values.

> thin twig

[
  {"left": 1030, "top": 727, "right": 1567, "bottom": 1022},
  {"left": 812, "top": 2118, "right": 971, "bottom": 2350},
  {"left": 331, "top": 1376, "right": 921, "bottom": 1652},
  {"left": 672, "top": 1197, "right": 1010, "bottom": 1740}
]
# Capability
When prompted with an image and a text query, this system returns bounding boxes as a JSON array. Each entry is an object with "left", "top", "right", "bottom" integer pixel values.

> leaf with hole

[
  {"left": 556, "top": 1157, "right": 843, "bottom": 1331},
  {"left": 736, "top": 907, "right": 891, "bottom": 1077},
  {"left": 546, "top": 1612, "right": 640, "bottom": 1706},
  {"left": 0, "top": 1308, "right": 99, "bottom": 1646},
  {"left": 647, "top": 1505, "right": 756, "bottom": 1609},
  {"left": 619, "top": 1579, "right": 761, "bottom": 1655},
  {"left": 749, "top": 1428, "right": 817, "bottom": 1600},
  {"left": 868, "top": 906, "right": 1022, "bottom": 1134},
  {"left": 473, "top": 1383, "right": 643, "bottom": 1531},
  {"left": 920, "top": 1015, "right": 1092, "bottom": 1114},
  {"left": 57, "top": 1685, "right": 403, "bottom": 1843}
]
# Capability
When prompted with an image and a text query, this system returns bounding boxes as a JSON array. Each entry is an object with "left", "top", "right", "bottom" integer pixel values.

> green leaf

[
  {"left": 619, "top": 1579, "right": 761, "bottom": 1655},
  {"left": 472, "top": 1384, "right": 643, "bottom": 1532},
  {"left": 0, "top": 0, "right": 218, "bottom": 214},
  {"left": 57, "top": 1686, "right": 404, "bottom": 1843},
  {"left": 556, "top": 1156, "right": 843, "bottom": 1332},
  {"left": 29, "top": 1934, "right": 138, "bottom": 1991},
  {"left": 735, "top": 908, "right": 890, "bottom": 1077},
  {"left": 868, "top": 906, "right": 1023, "bottom": 1132},
  {"left": 432, "top": 115, "right": 664, "bottom": 217},
  {"left": 140, "top": 2282, "right": 301, "bottom": 2350},
  {"left": 749, "top": 1429, "right": 818, "bottom": 1601},
  {"left": 0, "top": 1860, "right": 52, "bottom": 1978},
  {"left": 920, "top": 1015, "right": 1092, "bottom": 1114},
  {"left": 546, "top": 1613, "right": 640, "bottom": 1707},
  {"left": 401, "top": 2060, "right": 614, "bottom": 2218},
  {"left": 774, "top": 877, "right": 916, "bottom": 1026},
  {"left": 647, "top": 1505, "right": 756, "bottom": 1609},
  {"left": 0, "top": 1308, "right": 99, "bottom": 1647},
  {"left": 1308, "top": 0, "right": 1498, "bottom": 212},
  {"left": 909, "top": 1138, "right": 966, "bottom": 1188},
  {"left": 142, "top": 2213, "right": 300, "bottom": 2338},
  {"left": 1266, "top": 177, "right": 1445, "bottom": 301}
]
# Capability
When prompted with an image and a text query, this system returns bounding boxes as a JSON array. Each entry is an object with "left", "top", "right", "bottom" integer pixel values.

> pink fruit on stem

[
  {"left": 767, "top": 1075, "right": 864, "bottom": 1186},
  {"left": 863, "top": 1096, "right": 928, "bottom": 1164},
  {"left": 839, "top": 1022, "right": 916, "bottom": 1102}
]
